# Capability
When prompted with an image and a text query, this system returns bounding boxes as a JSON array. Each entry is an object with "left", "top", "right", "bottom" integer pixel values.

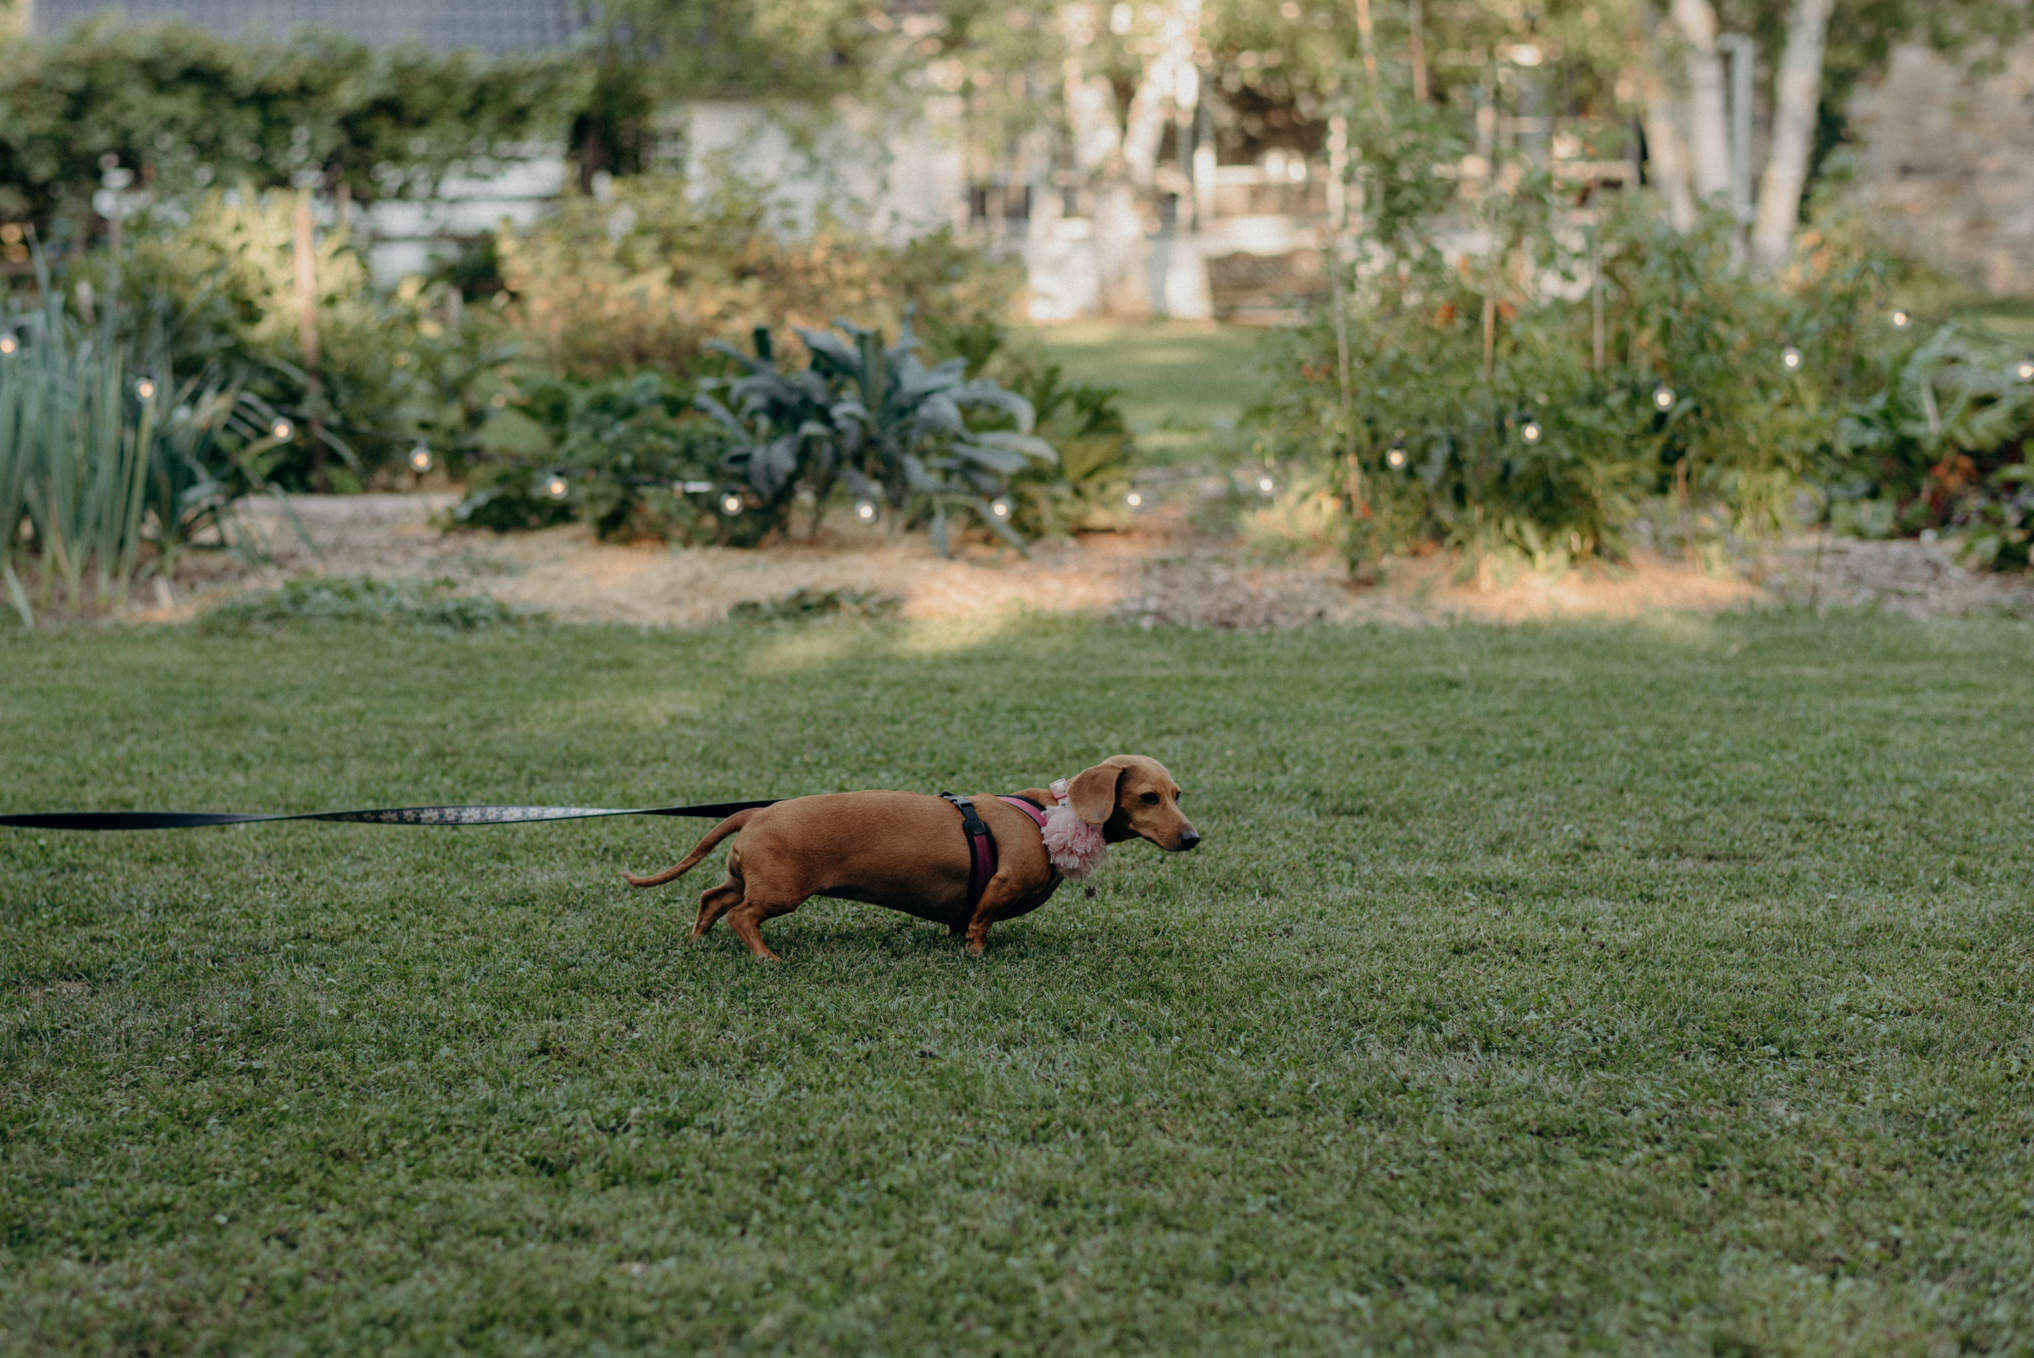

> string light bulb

[
  {"left": 1652, "top": 383, "right": 1675, "bottom": 411},
  {"left": 719, "top": 490, "right": 743, "bottom": 516},
  {"left": 408, "top": 443, "right": 432, "bottom": 474},
  {"left": 2016, "top": 356, "right": 2034, "bottom": 383},
  {"left": 544, "top": 473, "right": 569, "bottom": 500},
  {"left": 0, "top": 333, "right": 16, "bottom": 356},
  {"left": 854, "top": 498, "right": 877, "bottom": 522},
  {"left": 1782, "top": 345, "right": 1803, "bottom": 371},
  {"left": 990, "top": 498, "right": 1011, "bottom": 520},
  {"left": 1520, "top": 418, "right": 1543, "bottom": 445},
  {"left": 1385, "top": 442, "right": 1408, "bottom": 470},
  {"left": 1890, "top": 308, "right": 1911, "bottom": 330},
  {"left": 1125, "top": 490, "right": 1143, "bottom": 508},
  {"left": 134, "top": 377, "right": 156, "bottom": 401},
  {"left": 1256, "top": 473, "right": 1275, "bottom": 495},
  {"left": 270, "top": 418, "right": 293, "bottom": 441}
]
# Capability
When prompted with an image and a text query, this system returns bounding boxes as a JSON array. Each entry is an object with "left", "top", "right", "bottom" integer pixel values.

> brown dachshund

[{"left": 621, "top": 755, "right": 1197, "bottom": 959}]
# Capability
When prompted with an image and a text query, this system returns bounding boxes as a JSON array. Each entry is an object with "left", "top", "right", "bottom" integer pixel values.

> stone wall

[{"left": 1847, "top": 39, "right": 2034, "bottom": 298}]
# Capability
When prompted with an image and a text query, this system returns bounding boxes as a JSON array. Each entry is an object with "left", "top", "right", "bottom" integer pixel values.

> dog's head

[{"left": 1067, "top": 755, "right": 1198, "bottom": 851}]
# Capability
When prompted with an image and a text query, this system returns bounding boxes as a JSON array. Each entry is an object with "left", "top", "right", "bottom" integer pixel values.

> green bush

[
  {"left": 940, "top": 326, "right": 1135, "bottom": 538},
  {"left": 452, "top": 372, "right": 744, "bottom": 544},
  {"left": 698, "top": 319, "right": 1056, "bottom": 550},
  {"left": 1831, "top": 325, "right": 2034, "bottom": 569},
  {"left": 1258, "top": 138, "right": 1895, "bottom": 571},
  {"left": 454, "top": 323, "right": 1134, "bottom": 553},
  {"left": 1257, "top": 82, "right": 2034, "bottom": 575},
  {"left": 0, "top": 18, "right": 572, "bottom": 236},
  {"left": 101, "top": 193, "right": 512, "bottom": 490},
  {"left": 494, "top": 177, "right": 1024, "bottom": 380}
]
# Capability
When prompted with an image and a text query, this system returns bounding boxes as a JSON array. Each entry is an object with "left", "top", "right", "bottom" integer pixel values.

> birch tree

[
  {"left": 1748, "top": 0, "right": 1833, "bottom": 271},
  {"left": 1666, "top": 0, "right": 1734, "bottom": 201}
]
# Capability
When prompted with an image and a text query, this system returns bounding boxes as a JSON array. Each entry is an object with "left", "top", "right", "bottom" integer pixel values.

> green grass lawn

[
  {"left": 5, "top": 611, "right": 2034, "bottom": 1354},
  {"left": 1030, "top": 320, "right": 1273, "bottom": 465}
]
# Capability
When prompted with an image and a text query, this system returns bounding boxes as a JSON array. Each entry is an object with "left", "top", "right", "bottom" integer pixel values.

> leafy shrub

[
  {"left": 1257, "top": 81, "right": 2034, "bottom": 575},
  {"left": 452, "top": 372, "right": 744, "bottom": 543},
  {"left": 103, "top": 193, "right": 511, "bottom": 490},
  {"left": 1831, "top": 326, "right": 2034, "bottom": 568},
  {"left": 0, "top": 256, "right": 280, "bottom": 623},
  {"left": 698, "top": 319, "right": 1056, "bottom": 549},
  {"left": 201, "top": 575, "right": 531, "bottom": 630},
  {"left": 494, "top": 177, "right": 1024, "bottom": 380},
  {"left": 968, "top": 342, "right": 1135, "bottom": 538},
  {"left": 1259, "top": 162, "right": 1894, "bottom": 571}
]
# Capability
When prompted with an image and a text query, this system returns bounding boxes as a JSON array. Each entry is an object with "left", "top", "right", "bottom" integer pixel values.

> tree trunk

[
  {"left": 1750, "top": 0, "right": 1835, "bottom": 272},
  {"left": 1634, "top": 20, "right": 1697, "bottom": 232},
  {"left": 1063, "top": 0, "right": 1205, "bottom": 318},
  {"left": 1100, "top": 52, "right": 1170, "bottom": 317},
  {"left": 1669, "top": 0, "right": 1732, "bottom": 203}
]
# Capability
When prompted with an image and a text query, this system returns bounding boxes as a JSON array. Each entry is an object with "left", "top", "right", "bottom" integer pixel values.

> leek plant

[{"left": 0, "top": 257, "right": 274, "bottom": 625}]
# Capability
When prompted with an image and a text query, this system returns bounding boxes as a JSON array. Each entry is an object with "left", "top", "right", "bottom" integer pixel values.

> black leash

[{"left": 0, "top": 799, "right": 780, "bottom": 832}]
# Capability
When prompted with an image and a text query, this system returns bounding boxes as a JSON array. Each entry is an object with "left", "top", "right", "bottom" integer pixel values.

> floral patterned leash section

[{"left": 0, "top": 800, "right": 781, "bottom": 832}]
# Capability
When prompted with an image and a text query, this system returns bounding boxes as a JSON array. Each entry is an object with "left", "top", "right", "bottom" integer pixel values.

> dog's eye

[{"left": 1140, "top": 792, "right": 1160, "bottom": 805}]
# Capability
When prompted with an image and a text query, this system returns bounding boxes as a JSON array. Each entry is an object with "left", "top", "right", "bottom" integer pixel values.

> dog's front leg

[{"left": 961, "top": 874, "right": 1030, "bottom": 958}]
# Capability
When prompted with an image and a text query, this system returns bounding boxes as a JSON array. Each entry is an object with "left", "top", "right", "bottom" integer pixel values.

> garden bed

[{"left": 110, "top": 492, "right": 2034, "bottom": 630}]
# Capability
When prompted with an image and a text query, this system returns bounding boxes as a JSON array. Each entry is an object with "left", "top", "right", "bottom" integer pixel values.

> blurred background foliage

[
  {"left": 1, "top": 0, "right": 2030, "bottom": 621},
  {"left": 492, "top": 177, "right": 1023, "bottom": 380}
]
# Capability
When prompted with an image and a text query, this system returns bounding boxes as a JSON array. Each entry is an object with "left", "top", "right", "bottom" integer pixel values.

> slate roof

[{"left": 33, "top": 0, "right": 589, "bottom": 56}]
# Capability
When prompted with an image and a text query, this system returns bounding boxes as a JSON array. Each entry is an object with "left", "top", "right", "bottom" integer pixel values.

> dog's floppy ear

[{"left": 1068, "top": 758, "right": 1129, "bottom": 826}]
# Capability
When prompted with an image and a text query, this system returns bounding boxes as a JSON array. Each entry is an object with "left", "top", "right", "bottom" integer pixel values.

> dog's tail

[{"left": 620, "top": 808, "right": 759, "bottom": 888}]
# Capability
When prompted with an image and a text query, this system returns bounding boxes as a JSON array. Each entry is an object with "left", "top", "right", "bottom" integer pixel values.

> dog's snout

[{"left": 1178, "top": 829, "right": 1200, "bottom": 851}]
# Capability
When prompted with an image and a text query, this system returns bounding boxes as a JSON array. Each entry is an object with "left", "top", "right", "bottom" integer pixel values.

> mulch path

[{"left": 103, "top": 493, "right": 2034, "bottom": 629}]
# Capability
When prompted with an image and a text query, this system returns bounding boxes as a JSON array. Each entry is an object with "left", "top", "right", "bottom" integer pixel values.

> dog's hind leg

[
  {"left": 723, "top": 890, "right": 803, "bottom": 962},
  {"left": 692, "top": 878, "right": 743, "bottom": 940}
]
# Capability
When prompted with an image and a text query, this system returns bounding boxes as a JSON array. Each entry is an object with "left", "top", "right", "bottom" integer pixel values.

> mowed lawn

[
  {"left": 4, "top": 611, "right": 2033, "bottom": 1355},
  {"left": 1030, "top": 319, "right": 1271, "bottom": 465}
]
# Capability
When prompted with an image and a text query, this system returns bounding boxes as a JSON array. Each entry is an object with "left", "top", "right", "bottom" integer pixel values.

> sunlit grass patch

[{"left": 1030, "top": 320, "right": 1271, "bottom": 467}]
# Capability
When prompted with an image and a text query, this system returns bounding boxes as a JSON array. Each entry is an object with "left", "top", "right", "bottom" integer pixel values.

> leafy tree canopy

[
  {"left": 0, "top": 18, "right": 580, "bottom": 231},
  {"left": 591, "top": 0, "right": 892, "bottom": 100}
]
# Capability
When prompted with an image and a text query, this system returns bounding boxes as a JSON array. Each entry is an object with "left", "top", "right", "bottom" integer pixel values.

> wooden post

[
  {"left": 1326, "top": 111, "right": 1363, "bottom": 517},
  {"left": 1353, "top": 0, "right": 1380, "bottom": 102},
  {"left": 1409, "top": 0, "right": 1428, "bottom": 104},
  {"left": 1590, "top": 215, "right": 1605, "bottom": 374},
  {"left": 292, "top": 191, "right": 327, "bottom": 491},
  {"left": 1482, "top": 291, "right": 1496, "bottom": 381}
]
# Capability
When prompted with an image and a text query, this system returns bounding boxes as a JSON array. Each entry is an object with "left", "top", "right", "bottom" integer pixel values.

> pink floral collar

[{"left": 1038, "top": 776, "right": 1108, "bottom": 881}]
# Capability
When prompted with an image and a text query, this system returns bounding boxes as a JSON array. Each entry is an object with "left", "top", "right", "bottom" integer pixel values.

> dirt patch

[
  {"left": 107, "top": 492, "right": 2034, "bottom": 630},
  {"left": 1761, "top": 534, "right": 2034, "bottom": 619}
]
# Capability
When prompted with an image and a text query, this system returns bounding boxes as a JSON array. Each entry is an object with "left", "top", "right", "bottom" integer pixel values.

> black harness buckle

[{"left": 940, "top": 792, "right": 995, "bottom": 911}]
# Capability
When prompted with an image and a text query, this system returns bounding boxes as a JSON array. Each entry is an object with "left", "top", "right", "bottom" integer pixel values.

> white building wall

[
  {"left": 362, "top": 153, "right": 566, "bottom": 285},
  {"left": 675, "top": 96, "right": 969, "bottom": 242}
]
